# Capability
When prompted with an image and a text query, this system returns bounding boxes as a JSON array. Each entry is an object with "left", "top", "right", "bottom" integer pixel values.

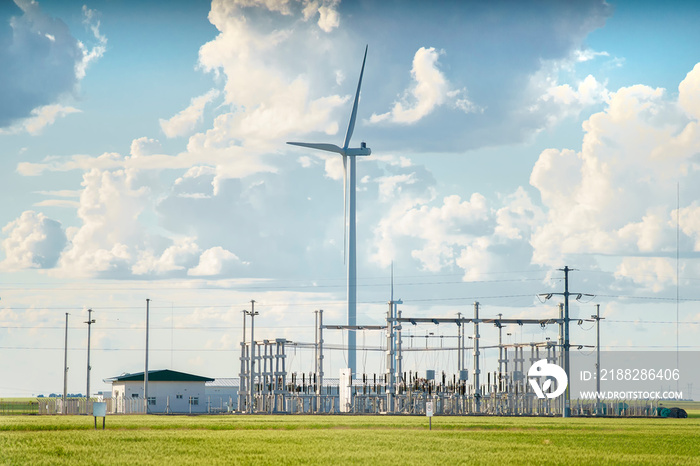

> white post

[
  {"left": 473, "top": 302, "right": 480, "bottom": 413},
  {"left": 457, "top": 312, "right": 462, "bottom": 372},
  {"left": 386, "top": 301, "right": 394, "bottom": 413},
  {"left": 347, "top": 155, "right": 357, "bottom": 378},
  {"left": 396, "top": 310, "right": 402, "bottom": 385},
  {"left": 239, "top": 310, "right": 247, "bottom": 412},
  {"left": 248, "top": 300, "right": 258, "bottom": 412},
  {"left": 145, "top": 298, "right": 150, "bottom": 414},
  {"left": 317, "top": 310, "right": 324, "bottom": 412},
  {"left": 63, "top": 313, "right": 69, "bottom": 415}
]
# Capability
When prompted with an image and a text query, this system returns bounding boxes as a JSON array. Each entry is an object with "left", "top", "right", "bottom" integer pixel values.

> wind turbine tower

[{"left": 287, "top": 46, "right": 371, "bottom": 377}]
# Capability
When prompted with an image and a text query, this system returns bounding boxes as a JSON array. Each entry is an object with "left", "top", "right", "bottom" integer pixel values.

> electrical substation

[{"left": 235, "top": 268, "right": 659, "bottom": 417}]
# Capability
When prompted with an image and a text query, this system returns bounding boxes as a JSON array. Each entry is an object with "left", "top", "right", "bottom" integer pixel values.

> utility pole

[
  {"left": 85, "top": 309, "right": 95, "bottom": 405},
  {"left": 144, "top": 298, "right": 150, "bottom": 414},
  {"left": 538, "top": 266, "right": 593, "bottom": 418},
  {"left": 316, "top": 309, "right": 324, "bottom": 412},
  {"left": 239, "top": 309, "right": 247, "bottom": 412},
  {"left": 396, "top": 309, "right": 403, "bottom": 386},
  {"left": 473, "top": 301, "right": 481, "bottom": 413},
  {"left": 457, "top": 312, "right": 462, "bottom": 372},
  {"left": 386, "top": 300, "right": 395, "bottom": 413},
  {"left": 563, "top": 267, "right": 571, "bottom": 418},
  {"left": 496, "top": 313, "right": 504, "bottom": 376},
  {"left": 592, "top": 304, "right": 604, "bottom": 415},
  {"left": 314, "top": 309, "right": 319, "bottom": 412},
  {"left": 63, "top": 313, "right": 69, "bottom": 415},
  {"left": 247, "top": 300, "right": 258, "bottom": 413}
]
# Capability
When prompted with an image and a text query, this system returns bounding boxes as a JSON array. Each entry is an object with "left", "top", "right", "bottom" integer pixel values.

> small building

[
  {"left": 205, "top": 378, "right": 240, "bottom": 412},
  {"left": 105, "top": 369, "right": 214, "bottom": 414}
]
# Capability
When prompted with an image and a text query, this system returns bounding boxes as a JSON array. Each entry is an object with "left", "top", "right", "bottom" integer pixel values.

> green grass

[
  {"left": 0, "top": 400, "right": 38, "bottom": 415},
  {"left": 1, "top": 415, "right": 700, "bottom": 465}
]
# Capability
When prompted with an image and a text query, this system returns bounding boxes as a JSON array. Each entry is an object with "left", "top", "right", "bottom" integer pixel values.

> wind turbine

[{"left": 287, "top": 45, "right": 371, "bottom": 377}]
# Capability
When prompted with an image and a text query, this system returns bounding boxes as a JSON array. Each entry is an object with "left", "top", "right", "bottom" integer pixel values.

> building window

[
  {"left": 131, "top": 393, "right": 139, "bottom": 398},
  {"left": 148, "top": 397, "right": 156, "bottom": 405},
  {"left": 176, "top": 394, "right": 183, "bottom": 399},
  {"left": 189, "top": 396, "right": 199, "bottom": 406}
]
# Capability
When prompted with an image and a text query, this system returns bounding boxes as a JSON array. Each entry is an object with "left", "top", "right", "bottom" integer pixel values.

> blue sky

[{"left": 2, "top": 0, "right": 700, "bottom": 398}]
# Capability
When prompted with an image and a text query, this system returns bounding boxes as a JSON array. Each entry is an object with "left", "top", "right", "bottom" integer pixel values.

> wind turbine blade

[
  {"left": 287, "top": 142, "right": 344, "bottom": 154},
  {"left": 343, "top": 154, "right": 347, "bottom": 264},
  {"left": 343, "top": 45, "right": 368, "bottom": 150}
]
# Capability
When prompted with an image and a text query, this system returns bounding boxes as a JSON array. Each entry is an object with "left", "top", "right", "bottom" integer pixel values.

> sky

[{"left": 2, "top": 0, "right": 700, "bottom": 398}]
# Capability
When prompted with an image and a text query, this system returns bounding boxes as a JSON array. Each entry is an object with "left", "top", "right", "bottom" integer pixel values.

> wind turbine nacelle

[{"left": 346, "top": 144, "right": 371, "bottom": 157}]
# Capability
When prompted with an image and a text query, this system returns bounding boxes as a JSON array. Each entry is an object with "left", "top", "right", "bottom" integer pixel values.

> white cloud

[
  {"left": 188, "top": 246, "right": 243, "bottom": 276},
  {"left": 159, "top": 89, "right": 220, "bottom": 138},
  {"left": 370, "top": 47, "right": 481, "bottom": 125},
  {"left": 132, "top": 237, "right": 201, "bottom": 275},
  {"left": 524, "top": 49, "right": 614, "bottom": 130},
  {"left": 32, "top": 190, "right": 81, "bottom": 208},
  {"left": 678, "top": 202, "right": 700, "bottom": 251},
  {"left": 494, "top": 187, "right": 545, "bottom": 241},
  {"left": 614, "top": 258, "right": 676, "bottom": 293},
  {"left": 53, "top": 168, "right": 149, "bottom": 278},
  {"left": 301, "top": 0, "right": 340, "bottom": 32},
  {"left": 372, "top": 191, "right": 491, "bottom": 271},
  {"left": 130, "top": 137, "right": 163, "bottom": 158},
  {"left": 33, "top": 190, "right": 81, "bottom": 198},
  {"left": 75, "top": 5, "right": 107, "bottom": 80},
  {"left": 1, "top": 211, "right": 67, "bottom": 270},
  {"left": 678, "top": 62, "right": 700, "bottom": 120},
  {"left": 0, "top": 104, "right": 81, "bottom": 135},
  {"left": 574, "top": 48, "right": 610, "bottom": 63},
  {"left": 232, "top": 0, "right": 293, "bottom": 15},
  {"left": 316, "top": 1, "right": 340, "bottom": 32},
  {"left": 33, "top": 199, "right": 80, "bottom": 208},
  {"left": 529, "top": 62, "right": 700, "bottom": 276},
  {"left": 17, "top": 152, "right": 125, "bottom": 176},
  {"left": 376, "top": 173, "right": 417, "bottom": 202},
  {"left": 543, "top": 75, "right": 609, "bottom": 107},
  {"left": 298, "top": 156, "right": 314, "bottom": 168}
]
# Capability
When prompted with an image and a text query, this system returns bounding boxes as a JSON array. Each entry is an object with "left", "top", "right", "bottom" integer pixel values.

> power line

[{"left": 0, "top": 277, "right": 550, "bottom": 293}]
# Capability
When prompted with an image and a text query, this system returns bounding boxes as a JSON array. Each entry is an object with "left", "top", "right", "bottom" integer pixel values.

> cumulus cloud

[
  {"left": 370, "top": 47, "right": 481, "bottom": 125},
  {"left": 527, "top": 50, "right": 612, "bottom": 128},
  {"left": 371, "top": 189, "right": 491, "bottom": 272},
  {"left": 308, "top": 0, "right": 340, "bottom": 32},
  {"left": 529, "top": 62, "right": 700, "bottom": 276},
  {"left": 6, "top": 165, "right": 248, "bottom": 279},
  {"left": 130, "top": 137, "right": 163, "bottom": 158},
  {"left": 678, "top": 63, "right": 700, "bottom": 120},
  {"left": 614, "top": 258, "right": 676, "bottom": 293},
  {"left": 0, "top": 1, "right": 105, "bottom": 130},
  {"left": 369, "top": 172, "right": 545, "bottom": 281},
  {"left": 132, "top": 237, "right": 201, "bottom": 275},
  {"left": 542, "top": 74, "right": 609, "bottom": 108},
  {"left": 1, "top": 211, "right": 67, "bottom": 270},
  {"left": 159, "top": 89, "right": 220, "bottom": 138},
  {"left": 24, "top": 0, "right": 350, "bottom": 189},
  {"left": 53, "top": 168, "right": 149, "bottom": 278},
  {"left": 188, "top": 246, "right": 243, "bottom": 276},
  {"left": 180, "top": 0, "right": 352, "bottom": 188}
]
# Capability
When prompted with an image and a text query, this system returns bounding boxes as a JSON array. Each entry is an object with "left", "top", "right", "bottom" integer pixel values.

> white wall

[{"left": 111, "top": 380, "right": 208, "bottom": 414}]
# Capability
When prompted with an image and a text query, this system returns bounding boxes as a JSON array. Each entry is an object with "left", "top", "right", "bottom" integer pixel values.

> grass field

[{"left": 2, "top": 413, "right": 700, "bottom": 465}]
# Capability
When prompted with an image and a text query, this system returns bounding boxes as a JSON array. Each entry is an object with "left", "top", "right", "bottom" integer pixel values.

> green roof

[{"left": 107, "top": 369, "right": 214, "bottom": 383}]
